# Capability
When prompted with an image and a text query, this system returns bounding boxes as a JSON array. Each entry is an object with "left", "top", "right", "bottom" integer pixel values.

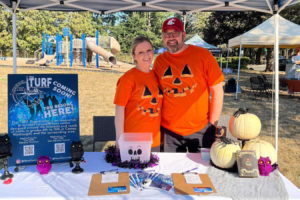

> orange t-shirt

[
  {"left": 153, "top": 45, "right": 224, "bottom": 136},
  {"left": 114, "top": 68, "right": 163, "bottom": 147}
]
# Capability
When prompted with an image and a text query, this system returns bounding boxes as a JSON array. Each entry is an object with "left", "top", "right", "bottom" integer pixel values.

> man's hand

[{"left": 215, "top": 126, "right": 227, "bottom": 139}]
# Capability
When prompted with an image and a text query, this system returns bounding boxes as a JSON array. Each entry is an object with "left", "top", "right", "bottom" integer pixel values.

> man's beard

[{"left": 166, "top": 39, "right": 184, "bottom": 53}]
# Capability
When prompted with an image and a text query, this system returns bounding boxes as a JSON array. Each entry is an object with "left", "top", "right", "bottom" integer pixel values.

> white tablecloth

[{"left": 1, "top": 152, "right": 300, "bottom": 200}]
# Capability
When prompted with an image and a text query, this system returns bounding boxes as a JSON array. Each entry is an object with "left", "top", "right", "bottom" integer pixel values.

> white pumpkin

[
  {"left": 229, "top": 108, "right": 261, "bottom": 140},
  {"left": 243, "top": 139, "right": 277, "bottom": 165},
  {"left": 210, "top": 138, "right": 241, "bottom": 169},
  {"left": 228, "top": 116, "right": 235, "bottom": 134}
]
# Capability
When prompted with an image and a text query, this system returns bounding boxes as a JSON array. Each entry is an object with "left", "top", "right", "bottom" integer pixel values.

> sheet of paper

[
  {"left": 184, "top": 173, "right": 202, "bottom": 184},
  {"left": 101, "top": 173, "right": 119, "bottom": 183}
]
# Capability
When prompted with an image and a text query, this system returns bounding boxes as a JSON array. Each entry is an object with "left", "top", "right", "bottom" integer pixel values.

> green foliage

[
  {"left": 66, "top": 12, "right": 96, "bottom": 38},
  {"left": 0, "top": 8, "right": 12, "bottom": 51},
  {"left": 0, "top": 10, "right": 100, "bottom": 54},
  {"left": 281, "top": 4, "right": 300, "bottom": 25},
  {"left": 185, "top": 12, "right": 211, "bottom": 38},
  {"left": 171, "top": 13, "right": 211, "bottom": 41},
  {"left": 17, "top": 11, "right": 57, "bottom": 53},
  {"left": 203, "top": 12, "right": 270, "bottom": 46},
  {"left": 108, "top": 12, "right": 172, "bottom": 53},
  {"left": 0, "top": 8, "right": 298, "bottom": 57},
  {"left": 216, "top": 56, "right": 250, "bottom": 69},
  {"left": 116, "top": 52, "right": 132, "bottom": 63},
  {"left": 0, "top": 10, "right": 173, "bottom": 55}
]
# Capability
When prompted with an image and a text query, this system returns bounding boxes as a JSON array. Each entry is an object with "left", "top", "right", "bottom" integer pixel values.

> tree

[
  {"left": 265, "top": 48, "right": 274, "bottom": 71},
  {"left": 203, "top": 11, "right": 270, "bottom": 46},
  {"left": 3, "top": 11, "right": 99, "bottom": 55},
  {"left": 0, "top": 8, "right": 12, "bottom": 53},
  {"left": 202, "top": 12, "right": 272, "bottom": 68},
  {"left": 281, "top": 4, "right": 300, "bottom": 25},
  {"left": 108, "top": 12, "right": 171, "bottom": 53},
  {"left": 67, "top": 12, "right": 96, "bottom": 38},
  {"left": 184, "top": 12, "right": 211, "bottom": 39},
  {"left": 17, "top": 11, "right": 59, "bottom": 54}
]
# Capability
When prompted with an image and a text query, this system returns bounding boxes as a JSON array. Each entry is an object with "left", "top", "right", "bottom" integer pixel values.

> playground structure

[{"left": 37, "top": 30, "right": 120, "bottom": 67}]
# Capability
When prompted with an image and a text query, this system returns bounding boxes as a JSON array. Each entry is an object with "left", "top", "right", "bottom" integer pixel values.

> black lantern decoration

[
  {"left": 0, "top": 134, "right": 13, "bottom": 180},
  {"left": 69, "top": 141, "right": 84, "bottom": 173}
]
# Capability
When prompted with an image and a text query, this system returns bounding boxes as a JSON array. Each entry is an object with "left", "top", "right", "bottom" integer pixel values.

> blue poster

[{"left": 7, "top": 74, "right": 79, "bottom": 166}]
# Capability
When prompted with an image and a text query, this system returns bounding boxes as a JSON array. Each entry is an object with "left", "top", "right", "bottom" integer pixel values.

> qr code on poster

[
  {"left": 23, "top": 145, "right": 34, "bottom": 156},
  {"left": 55, "top": 143, "right": 65, "bottom": 154}
]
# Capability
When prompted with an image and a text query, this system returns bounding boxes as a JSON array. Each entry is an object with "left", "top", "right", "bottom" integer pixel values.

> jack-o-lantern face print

[
  {"left": 137, "top": 85, "right": 163, "bottom": 117},
  {"left": 161, "top": 64, "right": 197, "bottom": 97}
]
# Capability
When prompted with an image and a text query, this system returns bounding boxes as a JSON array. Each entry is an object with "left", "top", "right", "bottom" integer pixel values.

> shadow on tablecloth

[{"left": 207, "top": 166, "right": 288, "bottom": 200}]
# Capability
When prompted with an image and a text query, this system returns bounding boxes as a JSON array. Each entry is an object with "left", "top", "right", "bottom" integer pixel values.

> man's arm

[
  {"left": 115, "top": 105, "right": 125, "bottom": 148},
  {"left": 291, "top": 55, "right": 300, "bottom": 64},
  {"left": 209, "top": 82, "right": 224, "bottom": 126}
]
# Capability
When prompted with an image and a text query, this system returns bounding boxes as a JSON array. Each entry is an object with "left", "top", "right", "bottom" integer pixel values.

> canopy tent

[
  {"left": 0, "top": 0, "right": 300, "bottom": 163},
  {"left": 227, "top": 15, "right": 300, "bottom": 100},
  {"left": 1, "top": 0, "right": 299, "bottom": 14},
  {"left": 185, "top": 34, "right": 222, "bottom": 53},
  {"left": 229, "top": 15, "right": 300, "bottom": 48}
]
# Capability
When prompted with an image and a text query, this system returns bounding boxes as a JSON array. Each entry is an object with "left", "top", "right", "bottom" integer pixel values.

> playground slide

[
  {"left": 86, "top": 38, "right": 118, "bottom": 65},
  {"left": 36, "top": 54, "right": 55, "bottom": 65},
  {"left": 109, "top": 37, "right": 121, "bottom": 55}
]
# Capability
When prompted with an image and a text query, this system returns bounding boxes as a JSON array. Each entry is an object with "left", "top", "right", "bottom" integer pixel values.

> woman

[{"left": 114, "top": 36, "right": 162, "bottom": 152}]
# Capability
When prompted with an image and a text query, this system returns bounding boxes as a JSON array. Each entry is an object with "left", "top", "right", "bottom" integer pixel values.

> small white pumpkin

[
  {"left": 229, "top": 108, "right": 261, "bottom": 140},
  {"left": 210, "top": 138, "right": 241, "bottom": 169},
  {"left": 243, "top": 139, "right": 277, "bottom": 165}
]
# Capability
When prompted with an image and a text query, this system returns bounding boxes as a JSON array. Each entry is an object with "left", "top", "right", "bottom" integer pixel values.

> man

[
  {"left": 291, "top": 48, "right": 300, "bottom": 65},
  {"left": 153, "top": 17, "right": 224, "bottom": 152},
  {"left": 291, "top": 48, "right": 300, "bottom": 80}
]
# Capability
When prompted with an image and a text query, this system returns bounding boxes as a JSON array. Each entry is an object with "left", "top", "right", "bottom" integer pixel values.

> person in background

[
  {"left": 291, "top": 48, "right": 300, "bottom": 80},
  {"left": 114, "top": 36, "right": 163, "bottom": 152},
  {"left": 291, "top": 48, "right": 300, "bottom": 65},
  {"left": 153, "top": 17, "right": 224, "bottom": 152}
]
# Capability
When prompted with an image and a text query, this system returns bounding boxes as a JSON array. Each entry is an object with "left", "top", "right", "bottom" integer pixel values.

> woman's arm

[{"left": 115, "top": 105, "right": 125, "bottom": 148}]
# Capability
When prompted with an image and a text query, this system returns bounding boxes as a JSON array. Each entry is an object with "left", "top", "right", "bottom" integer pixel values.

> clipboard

[
  {"left": 172, "top": 173, "right": 217, "bottom": 195},
  {"left": 88, "top": 172, "right": 130, "bottom": 196}
]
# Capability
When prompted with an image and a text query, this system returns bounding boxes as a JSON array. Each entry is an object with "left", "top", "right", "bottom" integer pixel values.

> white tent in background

[
  {"left": 229, "top": 15, "right": 300, "bottom": 48},
  {"left": 227, "top": 15, "right": 300, "bottom": 100}
]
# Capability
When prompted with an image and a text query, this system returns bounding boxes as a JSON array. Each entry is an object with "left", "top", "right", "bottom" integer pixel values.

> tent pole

[
  {"left": 225, "top": 46, "right": 229, "bottom": 76},
  {"left": 220, "top": 52, "right": 223, "bottom": 71},
  {"left": 274, "top": 13, "right": 279, "bottom": 156},
  {"left": 235, "top": 42, "right": 242, "bottom": 100},
  {"left": 12, "top": 1, "right": 17, "bottom": 74},
  {"left": 183, "top": 14, "right": 187, "bottom": 30}
]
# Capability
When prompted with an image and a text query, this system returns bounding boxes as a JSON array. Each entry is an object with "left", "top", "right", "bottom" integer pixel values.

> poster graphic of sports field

[{"left": 8, "top": 74, "right": 79, "bottom": 166}]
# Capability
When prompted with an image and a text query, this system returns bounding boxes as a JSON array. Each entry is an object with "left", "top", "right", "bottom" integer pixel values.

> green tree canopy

[
  {"left": 0, "top": 7, "right": 298, "bottom": 57},
  {"left": 202, "top": 11, "right": 270, "bottom": 46}
]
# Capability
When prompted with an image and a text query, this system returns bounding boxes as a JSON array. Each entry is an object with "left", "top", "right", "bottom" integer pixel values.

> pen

[
  {"left": 182, "top": 167, "right": 198, "bottom": 174},
  {"left": 100, "top": 169, "right": 118, "bottom": 174}
]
